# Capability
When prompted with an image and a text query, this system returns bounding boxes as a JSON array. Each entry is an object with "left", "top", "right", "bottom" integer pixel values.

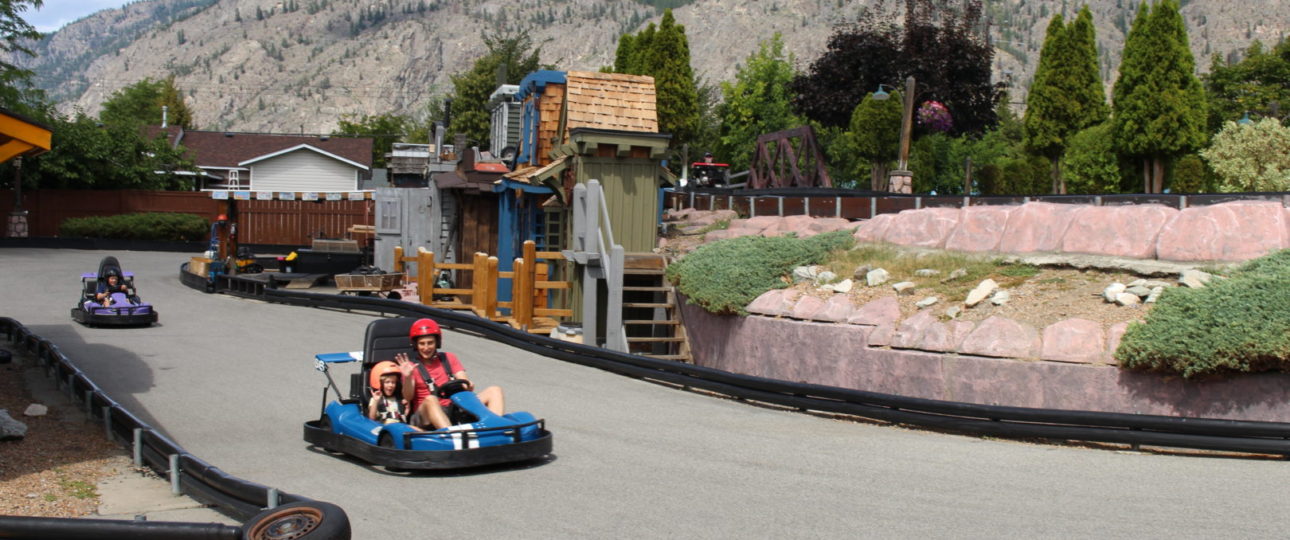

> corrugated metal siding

[
  {"left": 250, "top": 150, "right": 359, "bottom": 192},
  {"left": 580, "top": 158, "right": 659, "bottom": 253}
]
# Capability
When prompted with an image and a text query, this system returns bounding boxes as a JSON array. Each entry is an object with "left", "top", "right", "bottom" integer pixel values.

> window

[{"left": 377, "top": 197, "right": 400, "bottom": 234}]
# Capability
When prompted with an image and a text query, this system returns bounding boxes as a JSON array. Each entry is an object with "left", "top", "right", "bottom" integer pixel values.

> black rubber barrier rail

[
  {"left": 0, "top": 317, "right": 351, "bottom": 540},
  {"left": 205, "top": 274, "right": 1290, "bottom": 458}
]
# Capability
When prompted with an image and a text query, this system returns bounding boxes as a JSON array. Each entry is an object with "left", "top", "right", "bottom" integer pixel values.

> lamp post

[{"left": 889, "top": 76, "right": 916, "bottom": 194}]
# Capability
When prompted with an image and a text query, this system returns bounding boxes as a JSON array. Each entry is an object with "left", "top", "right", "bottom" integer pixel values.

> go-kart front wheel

[{"left": 240, "top": 500, "right": 350, "bottom": 540}]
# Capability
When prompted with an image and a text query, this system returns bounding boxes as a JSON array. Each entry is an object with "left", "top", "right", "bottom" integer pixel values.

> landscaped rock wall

[
  {"left": 679, "top": 298, "right": 1290, "bottom": 422},
  {"left": 664, "top": 200, "right": 1290, "bottom": 421}
]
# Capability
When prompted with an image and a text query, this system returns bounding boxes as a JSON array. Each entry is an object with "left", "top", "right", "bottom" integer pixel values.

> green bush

[
  {"left": 1116, "top": 250, "right": 1290, "bottom": 378},
  {"left": 59, "top": 212, "right": 209, "bottom": 242},
  {"left": 665, "top": 230, "right": 854, "bottom": 315}
]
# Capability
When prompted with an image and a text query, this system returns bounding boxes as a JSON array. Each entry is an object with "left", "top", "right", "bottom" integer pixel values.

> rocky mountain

[{"left": 14, "top": 0, "right": 1289, "bottom": 134}]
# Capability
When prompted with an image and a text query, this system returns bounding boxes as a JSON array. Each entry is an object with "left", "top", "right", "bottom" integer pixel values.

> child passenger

[{"left": 367, "top": 361, "right": 409, "bottom": 425}]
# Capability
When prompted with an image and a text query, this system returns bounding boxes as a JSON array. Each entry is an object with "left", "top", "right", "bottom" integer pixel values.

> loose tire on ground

[{"left": 240, "top": 501, "right": 350, "bottom": 540}]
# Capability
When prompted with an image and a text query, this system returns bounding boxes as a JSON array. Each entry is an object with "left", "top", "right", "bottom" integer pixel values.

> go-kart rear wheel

[
  {"left": 240, "top": 500, "right": 350, "bottom": 540},
  {"left": 377, "top": 431, "right": 394, "bottom": 449}
]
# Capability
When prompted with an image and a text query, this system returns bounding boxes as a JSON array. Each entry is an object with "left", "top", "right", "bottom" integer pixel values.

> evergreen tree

[
  {"left": 1023, "top": 7, "right": 1106, "bottom": 194},
  {"left": 716, "top": 33, "right": 799, "bottom": 172},
  {"left": 446, "top": 33, "right": 542, "bottom": 148},
  {"left": 1111, "top": 0, "right": 1207, "bottom": 193},
  {"left": 613, "top": 33, "right": 635, "bottom": 73},
  {"left": 649, "top": 10, "right": 699, "bottom": 146},
  {"left": 0, "top": 0, "right": 46, "bottom": 116},
  {"left": 159, "top": 76, "right": 194, "bottom": 129},
  {"left": 846, "top": 91, "right": 903, "bottom": 190}
]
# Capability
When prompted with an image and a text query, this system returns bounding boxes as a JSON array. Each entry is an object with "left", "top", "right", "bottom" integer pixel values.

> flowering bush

[{"left": 916, "top": 100, "right": 953, "bottom": 133}]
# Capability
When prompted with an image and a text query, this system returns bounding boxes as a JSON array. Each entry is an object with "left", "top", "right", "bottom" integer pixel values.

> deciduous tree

[
  {"left": 716, "top": 33, "right": 799, "bottom": 172},
  {"left": 1199, "top": 118, "right": 1290, "bottom": 192}
]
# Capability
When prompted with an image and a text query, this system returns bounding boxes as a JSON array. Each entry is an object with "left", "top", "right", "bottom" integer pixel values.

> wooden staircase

[{"left": 621, "top": 253, "right": 691, "bottom": 362}]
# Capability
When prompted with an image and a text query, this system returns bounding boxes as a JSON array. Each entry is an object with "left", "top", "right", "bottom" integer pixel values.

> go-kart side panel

[{"left": 304, "top": 419, "right": 553, "bottom": 470}]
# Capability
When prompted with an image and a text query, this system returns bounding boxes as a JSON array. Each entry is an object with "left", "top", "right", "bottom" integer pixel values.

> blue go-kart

[
  {"left": 303, "top": 317, "right": 552, "bottom": 470},
  {"left": 71, "top": 256, "right": 158, "bottom": 327}
]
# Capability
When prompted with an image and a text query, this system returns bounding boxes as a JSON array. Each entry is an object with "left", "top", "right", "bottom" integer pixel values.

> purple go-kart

[{"left": 71, "top": 256, "right": 158, "bottom": 327}]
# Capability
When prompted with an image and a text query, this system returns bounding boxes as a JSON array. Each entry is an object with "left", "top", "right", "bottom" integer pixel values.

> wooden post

[
  {"left": 472, "top": 252, "right": 488, "bottom": 317},
  {"left": 393, "top": 245, "right": 404, "bottom": 275},
  {"left": 416, "top": 248, "right": 434, "bottom": 306},
  {"left": 485, "top": 256, "right": 499, "bottom": 319},
  {"left": 513, "top": 257, "right": 531, "bottom": 330}
]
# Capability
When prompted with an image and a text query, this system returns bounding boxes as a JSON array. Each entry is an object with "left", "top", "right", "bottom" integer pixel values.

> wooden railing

[{"left": 393, "top": 241, "right": 572, "bottom": 333}]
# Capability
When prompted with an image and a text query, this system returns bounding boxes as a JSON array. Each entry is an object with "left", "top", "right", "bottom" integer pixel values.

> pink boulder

[
  {"left": 921, "top": 320, "right": 975, "bottom": 352},
  {"left": 890, "top": 310, "right": 938, "bottom": 349},
  {"left": 853, "top": 214, "right": 895, "bottom": 244},
  {"left": 998, "top": 202, "right": 1082, "bottom": 254},
  {"left": 883, "top": 207, "right": 962, "bottom": 248},
  {"left": 738, "top": 216, "right": 782, "bottom": 235},
  {"left": 789, "top": 295, "right": 828, "bottom": 320},
  {"left": 960, "top": 316, "right": 1041, "bottom": 359},
  {"left": 1040, "top": 318, "right": 1107, "bottom": 364},
  {"left": 1156, "top": 201, "right": 1289, "bottom": 262},
  {"left": 846, "top": 296, "right": 902, "bottom": 327},
  {"left": 944, "top": 205, "right": 1015, "bottom": 253},
  {"left": 1061, "top": 204, "right": 1177, "bottom": 259},
  {"left": 813, "top": 295, "right": 855, "bottom": 322},
  {"left": 1105, "top": 322, "right": 1130, "bottom": 365},
  {"left": 810, "top": 217, "right": 857, "bottom": 234},
  {"left": 867, "top": 323, "right": 895, "bottom": 347},
  {"left": 746, "top": 289, "right": 800, "bottom": 317}
]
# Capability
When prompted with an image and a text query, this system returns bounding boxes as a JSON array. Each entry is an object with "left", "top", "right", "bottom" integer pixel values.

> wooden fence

[{"left": 0, "top": 189, "right": 373, "bottom": 246}]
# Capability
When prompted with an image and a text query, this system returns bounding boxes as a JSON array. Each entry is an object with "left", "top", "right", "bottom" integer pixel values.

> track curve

[{"left": 4, "top": 248, "right": 1287, "bottom": 538}]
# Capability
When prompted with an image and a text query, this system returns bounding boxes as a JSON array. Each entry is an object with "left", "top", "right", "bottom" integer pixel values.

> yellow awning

[{"left": 0, "top": 109, "right": 51, "bottom": 164}]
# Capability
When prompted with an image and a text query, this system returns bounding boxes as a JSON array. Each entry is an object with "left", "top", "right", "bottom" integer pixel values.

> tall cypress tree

[
  {"left": 1112, "top": 0, "right": 1206, "bottom": 193},
  {"left": 650, "top": 10, "right": 699, "bottom": 146},
  {"left": 1023, "top": 15, "right": 1071, "bottom": 193},
  {"left": 1024, "top": 6, "right": 1108, "bottom": 194}
]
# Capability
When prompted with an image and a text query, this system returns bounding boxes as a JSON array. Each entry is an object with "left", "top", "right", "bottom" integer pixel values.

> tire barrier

[
  {"left": 0, "top": 318, "right": 351, "bottom": 540},
  {"left": 185, "top": 271, "right": 1290, "bottom": 458}
]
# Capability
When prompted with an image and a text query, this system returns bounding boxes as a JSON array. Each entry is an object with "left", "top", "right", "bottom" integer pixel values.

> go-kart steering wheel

[{"left": 435, "top": 379, "right": 471, "bottom": 399}]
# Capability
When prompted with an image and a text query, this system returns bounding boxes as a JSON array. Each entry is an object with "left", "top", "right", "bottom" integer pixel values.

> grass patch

[
  {"left": 694, "top": 219, "right": 730, "bottom": 236},
  {"left": 60, "top": 478, "right": 98, "bottom": 500}
]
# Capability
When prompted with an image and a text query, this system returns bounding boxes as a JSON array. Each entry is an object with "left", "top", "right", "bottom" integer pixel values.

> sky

[{"left": 24, "top": 0, "right": 133, "bottom": 33}]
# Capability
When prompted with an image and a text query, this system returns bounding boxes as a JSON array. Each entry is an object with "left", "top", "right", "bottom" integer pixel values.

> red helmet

[
  {"left": 409, "top": 318, "right": 441, "bottom": 346},
  {"left": 369, "top": 360, "right": 400, "bottom": 392}
]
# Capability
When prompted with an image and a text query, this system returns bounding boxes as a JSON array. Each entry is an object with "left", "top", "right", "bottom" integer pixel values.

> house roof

[
  {"left": 147, "top": 127, "right": 373, "bottom": 169},
  {"left": 563, "top": 71, "right": 658, "bottom": 133}
]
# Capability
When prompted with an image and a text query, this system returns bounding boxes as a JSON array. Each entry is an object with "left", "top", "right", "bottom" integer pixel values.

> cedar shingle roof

[
  {"left": 563, "top": 71, "right": 658, "bottom": 133},
  {"left": 149, "top": 127, "right": 373, "bottom": 169}
]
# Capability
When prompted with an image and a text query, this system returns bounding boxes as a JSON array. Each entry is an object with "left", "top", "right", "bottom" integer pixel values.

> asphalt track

[{"left": 2, "top": 248, "right": 1288, "bottom": 538}]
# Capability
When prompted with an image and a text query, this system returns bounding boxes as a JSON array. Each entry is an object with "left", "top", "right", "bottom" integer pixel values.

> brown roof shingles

[{"left": 148, "top": 127, "right": 373, "bottom": 169}]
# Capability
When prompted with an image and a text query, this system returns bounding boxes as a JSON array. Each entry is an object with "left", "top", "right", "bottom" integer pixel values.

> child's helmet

[
  {"left": 409, "top": 318, "right": 441, "bottom": 346},
  {"left": 369, "top": 360, "right": 401, "bottom": 392}
]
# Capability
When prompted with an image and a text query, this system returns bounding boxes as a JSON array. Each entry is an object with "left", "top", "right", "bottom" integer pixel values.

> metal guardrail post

[
  {"left": 102, "top": 406, "right": 111, "bottom": 441},
  {"left": 133, "top": 428, "right": 143, "bottom": 467},
  {"left": 168, "top": 454, "right": 180, "bottom": 495},
  {"left": 267, "top": 488, "right": 279, "bottom": 509}
]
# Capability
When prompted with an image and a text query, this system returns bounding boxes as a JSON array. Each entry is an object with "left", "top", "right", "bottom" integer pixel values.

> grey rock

[
  {"left": 965, "top": 279, "right": 998, "bottom": 307},
  {"left": 22, "top": 404, "right": 47, "bottom": 417},
  {"left": 1143, "top": 280, "right": 1171, "bottom": 289},
  {"left": 1125, "top": 285, "right": 1152, "bottom": 298},
  {"left": 815, "top": 270, "right": 837, "bottom": 284},
  {"left": 990, "top": 290, "right": 1011, "bottom": 305},
  {"left": 1145, "top": 286, "right": 1164, "bottom": 304},
  {"left": 791, "top": 265, "right": 817, "bottom": 283},
  {"left": 914, "top": 268, "right": 941, "bottom": 278},
  {"left": 866, "top": 268, "right": 890, "bottom": 287},
  {"left": 822, "top": 278, "right": 853, "bottom": 294},
  {"left": 942, "top": 268, "right": 968, "bottom": 282},
  {"left": 944, "top": 306, "right": 962, "bottom": 319},
  {"left": 1103, "top": 282, "right": 1127, "bottom": 303},
  {"left": 915, "top": 296, "right": 939, "bottom": 309},
  {"left": 0, "top": 410, "right": 27, "bottom": 441},
  {"left": 1179, "top": 269, "right": 1212, "bottom": 289},
  {"left": 1115, "top": 292, "right": 1142, "bottom": 306},
  {"left": 1127, "top": 279, "right": 1147, "bottom": 288},
  {"left": 852, "top": 265, "right": 873, "bottom": 281},
  {"left": 892, "top": 281, "right": 916, "bottom": 295}
]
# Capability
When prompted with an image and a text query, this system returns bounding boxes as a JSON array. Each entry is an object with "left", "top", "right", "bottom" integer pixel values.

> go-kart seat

[{"left": 352, "top": 318, "right": 419, "bottom": 400}]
